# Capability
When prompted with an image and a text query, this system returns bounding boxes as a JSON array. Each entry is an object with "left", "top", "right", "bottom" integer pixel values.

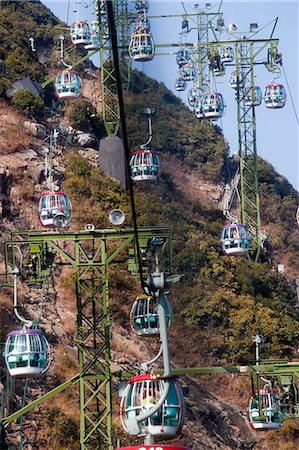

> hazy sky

[{"left": 43, "top": 0, "right": 299, "bottom": 190}]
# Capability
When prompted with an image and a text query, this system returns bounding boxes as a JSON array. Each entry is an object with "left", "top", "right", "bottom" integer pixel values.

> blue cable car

[
  {"left": 187, "top": 87, "right": 201, "bottom": 107},
  {"left": 248, "top": 389, "right": 282, "bottom": 430},
  {"left": 264, "top": 83, "right": 286, "bottom": 109},
  {"left": 84, "top": 21, "right": 100, "bottom": 50},
  {"left": 4, "top": 328, "right": 50, "bottom": 378},
  {"left": 54, "top": 69, "right": 82, "bottom": 100},
  {"left": 175, "top": 77, "right": 187, "bottom": 92},
  {"left": 220, "top": 45, "right": 234, "bottom": 63},
  {"left": 70, "top": 21, "right": 91, "bottom": 46},
  {"left": 120, "top": 373, "right": 185, "bottom": 440},
  {"left": 38, "top": 191, "right": 72, "bottom": 228},
  {"left": 229, "top": 71, "right": 244, "bottom": 89},
  {"left": 180, "top": 62, "right": 196, "bottom": 81},
  {"left": 128, "top": 31, "right": 154, "bottom": 62},
  {"left": 201, "top": 92, "right": 225, "bottom": 120},
  {"left": 130, "top": 295, "right": 173, "bottom": 336},
  {"left": 245, "top": 86, "right": 262, "bottom": 106},
  {"left": 130, "top": 148, "right": 161, "bottom": 182},
  {"left": 176, "top": 48, "right": 191, "bottom": 67},
  {"left": 220, "top": 223, "right": 249, "bottom": 256}
]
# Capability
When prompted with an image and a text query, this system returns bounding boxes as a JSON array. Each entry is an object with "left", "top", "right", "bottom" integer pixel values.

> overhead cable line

[
  {"left": 282, "top": 64, "right": 299, "bottom": 127},
  {"left": 106, "top": 0, "right": 145, "bottom": 291}
]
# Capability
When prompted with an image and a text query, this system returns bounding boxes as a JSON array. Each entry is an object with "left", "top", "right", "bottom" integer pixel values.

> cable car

[
  {"left": 220, "top": 223, "right": 249, "bottom": 256},
  {"left": 38, "top": 191, "right": 72, "bottom": 228},
  {"left": 54, "top": 69, "right": 82, "bottom": 100},
  {"left": 115, "top": 446, "right": 192, "bottom": 450},
  {"left": 4, "top": 328, "right": 50, "bottom": 378},
  {"left": 84, "top": 21, "right": 100, "bottom": 50},
  {"left": 128, "top": 31, "right": 154, "bottom": 62},
  {"left": 264, "top": 83, "right": 286, "bottom": 109},
  {"left": 175, "top": 77, "right": 187, "bottom": 92},
  {"left": 248, "top": 389, "right": 282, "bottom": 430},
  {"left": 70, "top": 21, "right": 91, "bottom": 46},
  {"left": 176, "top": 48, "right": 191, "bottom": 67},
  {"left": 213, "top": 65, "right": 225, "bottom": 77},
  {"left": 135, "top": 16, "right": 151, "bottom": 32},
  {"left": 229, "top": 71, "right": 244, "bottom": 89},
  {"left": 130, "top": 295, "right": 173, "bottom": 336},
  {"left": 187, "top": 87, "right": 201, "bottom": 107},
  {"left": 130, "top": 148, "right": 161, "bottom": 182},
  {"left": 120, "top": 374, "right": 185, "bottom": 440},
  {"left": 201, "top": 92, "right": 225, "bottom": 120},
  {"left": 220, "top": 45, "right": 234, "bottom": 63},
  {"left": 245, "top": 86, "right": 262, "bottom": 106},
  {"left": 135, "top": 0, "right": 149, "bottom": 13},
  {"left": 194, "top": 97, "right": 204, "bottom": 119},
  {"left": 180, "top": 62, "right": 196, "bottom": 81}
]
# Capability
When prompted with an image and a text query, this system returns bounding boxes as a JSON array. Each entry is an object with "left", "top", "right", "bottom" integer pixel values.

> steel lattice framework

[{"left": 2, "top": 227, "right": 173, "bottom": 449}]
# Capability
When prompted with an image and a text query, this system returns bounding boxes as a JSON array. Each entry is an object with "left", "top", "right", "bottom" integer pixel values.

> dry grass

[{"left": 0, "top": 101, "right": 32, "bottom": 154}]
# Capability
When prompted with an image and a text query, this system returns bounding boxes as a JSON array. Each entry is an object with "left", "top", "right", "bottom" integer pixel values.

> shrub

[{"left": 11, "top": 89, "right": 44, "bottom": 117}]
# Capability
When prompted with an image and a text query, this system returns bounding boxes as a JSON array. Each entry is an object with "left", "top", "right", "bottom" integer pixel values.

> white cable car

[
  {"left": 130, "top": 295, "right": 173, "bottom": 336},
  {"left": 229, "top": 71, "right": 244, "bottom": 89},
  {"left": 201, "top": 92, "right": 225, "bottom": 120},
  {"left": 70, "top": 21, "right": 91, "bottom": 46},
  {"left": 264, "top": 83, "right": 286, "bottom": 109},
  {"left": 187, "top": 87, "right": 201, "bottom": 107},
  {"left": 4, "top": 328, "right": 50, "bottom": 378},
  {"left": 176, "top": 48, "right": 191, "bottom": 67},
  {"left": 194, "top": 97, "right": 204, "bottom": 119},
  {"left": 220, "top": 223, "right": 249, "bottom": 256},
  {"left": 220, "top": 45, "right": 234, "bottom": 63},
  {"left": 175, "top": 77, "right": 187, "bottom": 92},
  {"left": 38, "top": 191, "right": 72, "bottom": 228},
  {"left": 180, "top": 62, "right": 196, "bottom": 81},
  {"left": 128, "top": 31, "right": 154, "bottom": 62},
  {"left": 54, "top": 69, "right": 82, "bottom": 100},
  {"left": 245, "top": 86, "right": 262, "bottom": 106},
  {"left": 84, "top": 21, "right": 100, "bottom": 50},
  {"left": 120, "top": 374, "right": 185, "bottom": 440},
  {"left": 130, "top": 149, "right": 161, "bottom": 182},
  {"left": 114, "top": 446, "right": 192, "bottom": 450},
  {"left": 248, "top": 389, "right": 282, "bottom": 430}
]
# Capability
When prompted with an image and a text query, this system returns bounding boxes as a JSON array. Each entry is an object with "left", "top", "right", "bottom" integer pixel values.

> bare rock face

[
  {"left": 23, "top": 121, "right": 47, "bottom": 139},
  {"left": 75, "top": 131, "right": 97, "bottom": 148}
]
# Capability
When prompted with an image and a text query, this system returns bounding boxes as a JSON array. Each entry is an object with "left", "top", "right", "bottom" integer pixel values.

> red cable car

[
  {"left": 130, "top": 148, "right": 161, "bottom": 182},
  {"left": 115, "top": 446, "right": 192, "bottom": 450},
  {"left": 120, "top": 374, "right": 185, "bottom": 440},
  {"left": 38, "top": 191, "right": 72, "bottom": 228},
  {"left": 264, "top": 83, "right": 286, "bottom": 109}
]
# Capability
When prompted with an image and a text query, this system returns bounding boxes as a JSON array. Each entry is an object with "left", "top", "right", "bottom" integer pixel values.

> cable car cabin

[
  {"left": 194, "top": 97, "right": 204, "bottom": 119},
  {"left": 135, "top": 16, "right": 151, "bottom": 32},
  {"left": 229, "top": 71, "right": 244, "bottom": 89},
  {"left": 84, "top": 21, "right": 100, "bottom": 50},
  {"left": 115, "top": 446, "right": 192, "bottom": 450},
  {"left": 264, "top": 83, "right": 286, "bottom": 109},
  {"left": 4, "top": 329, "right": 50, "bottom": 378},
  {"left": 245, "top": 86, "right": 262, "bottom": 106},
  {"left": 176, "top": 48, "right": 191, "bottom": 67},
  {"left": 180, "top": 62, "right": 196, "bottom": 81},
  {"left": 38, "top": 191, "right": 72, "bottom": 228},
  {"left": 120, "top": 374, "right": 185, "bottom": 440},
  {"left": 187, "top": 87, "right": 201, "bottom": 107},
  {"left": 175, "top": 77, "right": 187, "bottom": 92},
  {"left": 248, "top": 390, "right": 282, "bottom": 430},
  {"left": 130, "top": 295, "right": 173, "bottom": 336},
  {"left": 135, "top": 0, "right": 149, "bottom": 13},
  {"left": 220, "top": 224, "right": 249, "bottom": 256},
  {"left": 128, "top": 32, "right": 154, "bottom": 62},
  {"left": 201, "top": 92, "right": 225, "bottom": 120},
  {"left": 220, "top": 45, "right": 234, "bottom": 63},
  {"left": 54, "top": 69, "right": 82, "bottom": 100},
  {"left": 130, "top": 149, "right": 161, "bottom": 182},
  {"left": 70, "top": 21, "right": 91, "bottom": 45}
]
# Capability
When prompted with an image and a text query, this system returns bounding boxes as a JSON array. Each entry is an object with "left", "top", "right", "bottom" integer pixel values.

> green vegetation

[
  {"left": 68, "top": 98, "right": 105, "bottom": 138},
  {"left": 11, "top": 89, "right": 44, "bottom": 116},
  {"left": 124, "top": 70, "right": 228, "bottom": 182}
]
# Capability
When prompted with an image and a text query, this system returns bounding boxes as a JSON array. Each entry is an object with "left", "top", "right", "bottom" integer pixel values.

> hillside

[{"left": 0, "top": 1, "right": 298, "bottom": 450}]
